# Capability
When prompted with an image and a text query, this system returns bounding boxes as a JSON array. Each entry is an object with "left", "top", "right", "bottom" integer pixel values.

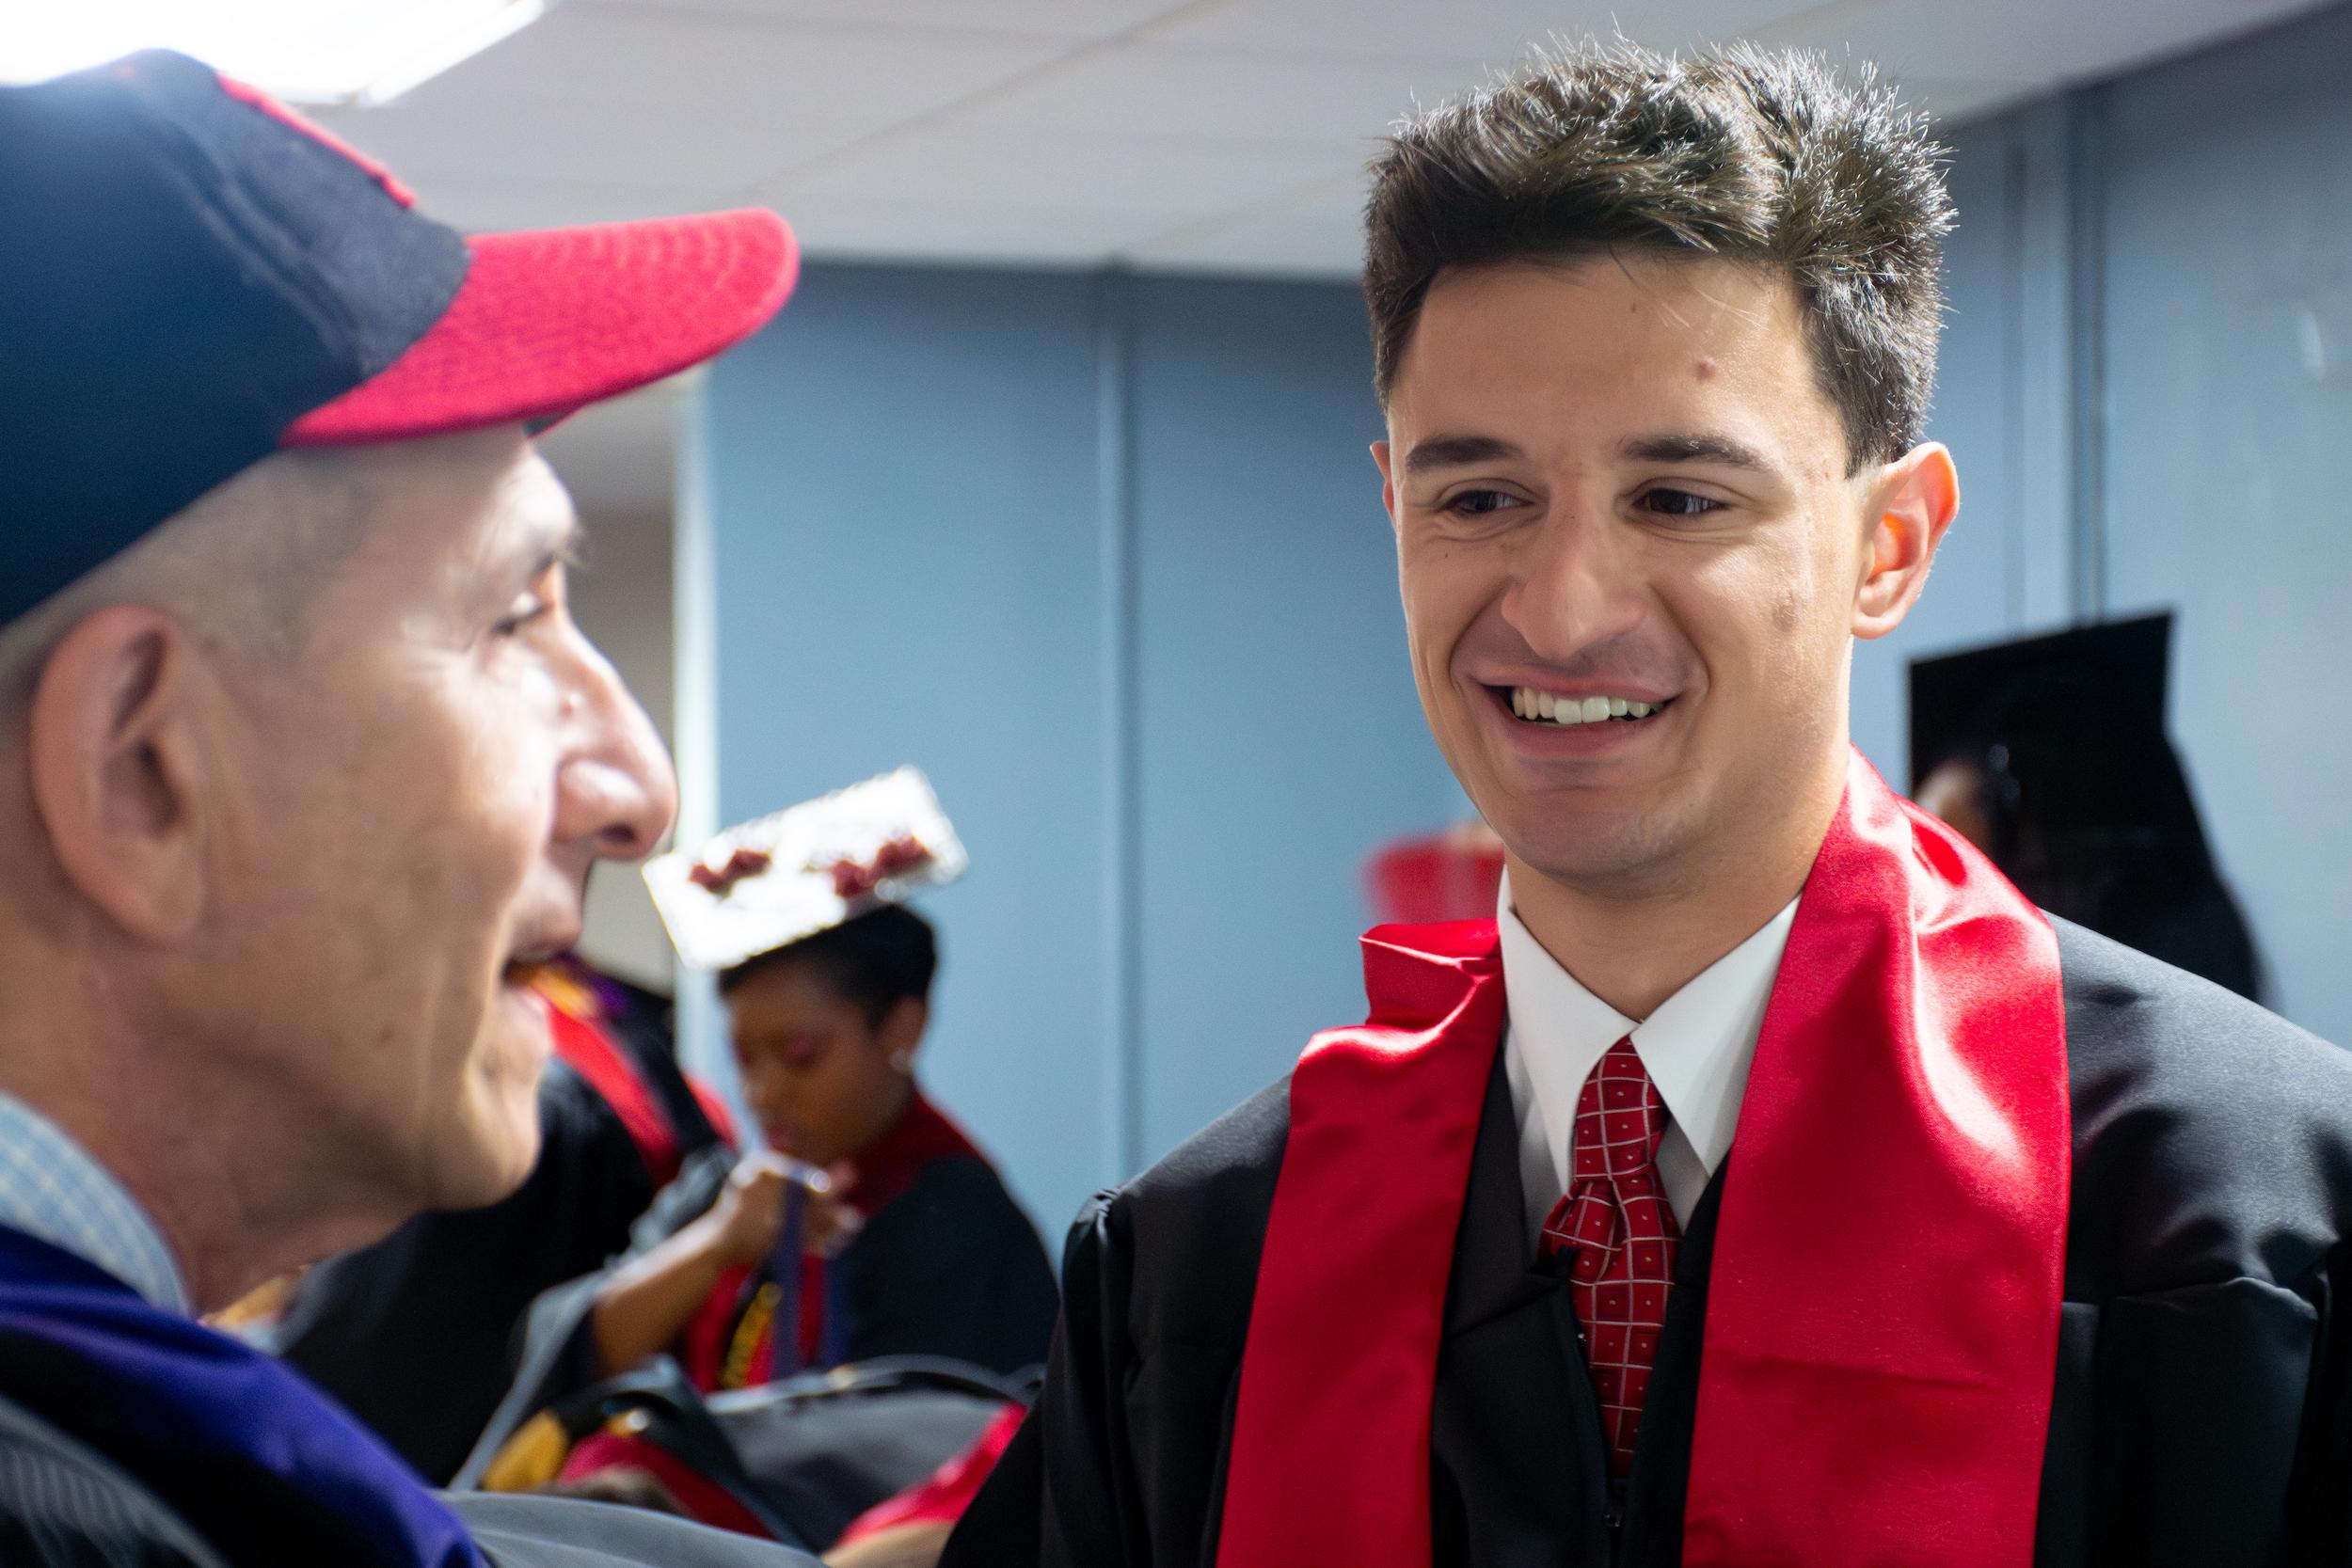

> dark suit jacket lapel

[
  {"left": 1426, "top": 1053, "right": 1734, "bottom": 1568},
  {"left": 1617, "top": 1161, "right": 1724, "bottom": 1567},
  {"left": 1428, "top": 1053, "right": 1609, "bottom": 1564}
]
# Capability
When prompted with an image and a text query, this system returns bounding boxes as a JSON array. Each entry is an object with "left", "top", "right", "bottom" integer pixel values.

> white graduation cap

[{"left": 644, "top": 767, "right": 969, "bottom": 973}]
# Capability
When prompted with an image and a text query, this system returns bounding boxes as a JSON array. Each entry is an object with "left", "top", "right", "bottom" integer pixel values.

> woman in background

[
  {"left": 588, "top": 903, "right": 1057, "bottom": 1390},
  {"left": 477, "top": 780, "right": 1055, "bottom": 1557}
]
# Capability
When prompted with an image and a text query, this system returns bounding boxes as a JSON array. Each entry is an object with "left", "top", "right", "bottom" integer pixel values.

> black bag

[{"left": 524, "top": 1354, "right": 1035, "bottom": 1551}]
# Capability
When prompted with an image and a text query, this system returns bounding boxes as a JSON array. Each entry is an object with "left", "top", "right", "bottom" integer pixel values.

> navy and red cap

[{"left": 0, "top": 49, "right": 800, "bottom": 626}]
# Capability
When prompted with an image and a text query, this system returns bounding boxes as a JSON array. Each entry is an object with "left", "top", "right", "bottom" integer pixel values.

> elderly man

[{"left": 0, "top": 51, "right": 815, "bottom": 1567}]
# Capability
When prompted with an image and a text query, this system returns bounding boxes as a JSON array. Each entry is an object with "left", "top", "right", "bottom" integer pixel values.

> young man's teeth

[{"left": 1509, "top": 687, "right": 1658, "bottom": 724}]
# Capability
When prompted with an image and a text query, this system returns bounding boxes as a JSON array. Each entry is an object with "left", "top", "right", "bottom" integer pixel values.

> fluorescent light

[{"left": 0, "top": 0, "right": 555, "bottom": 106}]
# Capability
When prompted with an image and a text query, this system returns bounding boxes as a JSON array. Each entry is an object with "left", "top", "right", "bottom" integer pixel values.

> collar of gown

[{"left": 1497, "top": 869, "right": 1798, "bottom": 1220}]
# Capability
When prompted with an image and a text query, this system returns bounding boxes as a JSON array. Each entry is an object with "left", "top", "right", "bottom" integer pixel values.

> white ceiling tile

[
  {"left": 1124, "top": 168, "right": 1369, "bottom": 276},
  {"left": 763, "top": 191, "right": 1171, "bottom": 264},
  {"left": 588, "top": 0, "right": 1193, "bottom": 40},
  {"left": 301, "top": 0, "right": 2345, "bottom": 273},
  {"left": 957, "top": 42, "right": 1496, "bottom": 146},
  {"left": 321, "top": 93, "right": 860, "bottom": 198},
  {"left": 317, "top": 2, "right": 1098, "bottom": 211},
  {"left": 376, "top": 1, "right": 1071, "bottom": 126},
  {"left": 772, "top": 126, "right": 1370, "bottom": 219},
  {"left": 1154, "top": 0, "right": 1840, "bottom": 61}
]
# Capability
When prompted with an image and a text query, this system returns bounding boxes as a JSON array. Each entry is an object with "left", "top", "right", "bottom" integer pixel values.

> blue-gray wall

[
  {"left": 1849, "top": 101, "right": 2080, "bottom": 780},
  {"left": 685, "top": 266, "right": 1453, "bottom": 1234},
  {"left": 1906, "top": 3, "right": 2352, "bottom": 1043},
  {"left": 2094, "top": 7, "right": 2352, "bottom": 1045}
]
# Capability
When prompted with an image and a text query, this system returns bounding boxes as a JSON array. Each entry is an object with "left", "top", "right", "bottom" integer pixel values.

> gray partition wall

[
  {"left": 2094, "top": 6, "right": 2352, "bottom": 1043},
  {"left": 1915, "top": 2, "right": 2352, "bottom": 1041}
]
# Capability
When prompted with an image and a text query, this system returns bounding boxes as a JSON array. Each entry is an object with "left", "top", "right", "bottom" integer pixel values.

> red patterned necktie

[{"left": 1541, "top": 1036, "right": 1681, "bottom": 1477}]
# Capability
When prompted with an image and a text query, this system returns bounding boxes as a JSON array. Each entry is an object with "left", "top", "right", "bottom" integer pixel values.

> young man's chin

[{"left": 1478, "top": 778, "right": 1703, "bottom": 895}]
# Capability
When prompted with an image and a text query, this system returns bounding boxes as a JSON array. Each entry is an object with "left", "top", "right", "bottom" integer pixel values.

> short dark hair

[
  {"left": 1363, "top": 41, "right": 1952, "bottom": 469},
  {"left": 718, "top": 903, "right": 939, "bottom": 1027}
]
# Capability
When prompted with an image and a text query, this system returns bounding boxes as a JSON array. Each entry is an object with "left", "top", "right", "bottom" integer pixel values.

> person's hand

[
  {"left": 704, "top": 1153, "right": 797, "bottom": 1267},
  {"left": 705, "top": 1154, "right": 866, "bottom": 1267}
]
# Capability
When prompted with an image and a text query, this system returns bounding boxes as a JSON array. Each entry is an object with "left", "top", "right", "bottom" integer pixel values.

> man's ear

[
  {"left": 25, "top": 606, "right": 211, "bottom": 943},
  {"left": 1853, "top": 442, "right": 1960, "bottom": 641}
]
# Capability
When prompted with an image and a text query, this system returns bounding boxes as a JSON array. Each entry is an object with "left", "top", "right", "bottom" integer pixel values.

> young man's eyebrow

[
  {"left": 1401, "top": 435, "right": 1526, "bottom": 475},
  {"left": 1620, "top": 432, "right": 1772, "bottom": 470}
]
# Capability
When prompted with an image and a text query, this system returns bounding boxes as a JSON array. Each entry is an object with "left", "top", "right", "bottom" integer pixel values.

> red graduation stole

[{"left": 1216, "top": 749, "right": 2070, "bottom": 1568}]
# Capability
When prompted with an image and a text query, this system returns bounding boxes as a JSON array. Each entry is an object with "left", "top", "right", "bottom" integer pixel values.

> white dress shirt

[{"left": 1499, "top": 872, "right": 1799, "bottom": 1241}]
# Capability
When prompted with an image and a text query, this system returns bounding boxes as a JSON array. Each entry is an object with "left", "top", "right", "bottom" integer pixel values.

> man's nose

[
  {"left": 554, "top": 632, "right": 679, "bottom": 862},
  {"left": 1499, "top": 498, "right": 1645, "bottom": 661}
]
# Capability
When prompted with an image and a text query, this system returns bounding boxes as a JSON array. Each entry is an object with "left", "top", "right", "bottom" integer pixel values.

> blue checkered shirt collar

[{"left": 0, "top": 1093, "right": 189, "bottom": 1314}]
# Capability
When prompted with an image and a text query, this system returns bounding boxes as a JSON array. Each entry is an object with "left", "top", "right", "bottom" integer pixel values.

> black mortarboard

[{"left": 1907, "top": 613, "right": 2172, "bottom": 790}]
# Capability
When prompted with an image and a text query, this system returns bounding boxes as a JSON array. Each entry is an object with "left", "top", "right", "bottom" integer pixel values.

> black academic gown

[
  {"left": 278, "top": 1012, "right": 728, "bottom": 1483},
  {"left": 944, "top": 920, "right": 2352, "bottom": 1568},
  {"left": 820, "top": 1153, "right": 1064, "bottom": 1377}
]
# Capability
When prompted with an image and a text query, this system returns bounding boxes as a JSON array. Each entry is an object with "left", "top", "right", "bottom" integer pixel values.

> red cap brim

[{"left": 282, "top": 208, "right": 797, "bottom": 445}]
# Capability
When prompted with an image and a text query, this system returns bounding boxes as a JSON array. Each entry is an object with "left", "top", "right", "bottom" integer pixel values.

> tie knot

[{"left": 1571, "top": 1037, "right": 1667, "bottom": 1179}]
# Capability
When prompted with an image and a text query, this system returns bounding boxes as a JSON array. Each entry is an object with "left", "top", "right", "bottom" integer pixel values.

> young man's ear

[
  {"left": 1373, "top": 441, "right": 1400, "bottom": 526},
  {"left": 25, "top": 606, "right": 210, "bottom": 942},
  {"left": 1852, "top": 442, "right": 1960, "bottom": 641}
]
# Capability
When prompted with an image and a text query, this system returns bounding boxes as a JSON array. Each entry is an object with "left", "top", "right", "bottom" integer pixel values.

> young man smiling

[{"left": 946, "top": 42, "right": 2352, "bottom": 1568}]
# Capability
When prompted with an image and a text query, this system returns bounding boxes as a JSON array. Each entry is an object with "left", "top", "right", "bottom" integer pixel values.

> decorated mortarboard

[{"left": 644, "top": 767, "right": 968, "bottom": 973}]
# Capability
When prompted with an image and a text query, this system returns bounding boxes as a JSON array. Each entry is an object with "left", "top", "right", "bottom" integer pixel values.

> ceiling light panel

[
  {"left": 1, "top": 0, "right": 550, "bottom": 105},
  {"left": 957, "top": 43, "right": 1499, "bottom": 148}
]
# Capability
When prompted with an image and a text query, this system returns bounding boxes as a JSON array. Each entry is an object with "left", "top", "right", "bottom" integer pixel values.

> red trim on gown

[
  {"left": 545, "top": 1003, "right": 683, "bottom": 1187},
  {"left": 533, "top": 958, "right": 738, "bottom": 1183},
  {"left": 831, "top": 1402, "right": 1028, "bottom": 1548}
]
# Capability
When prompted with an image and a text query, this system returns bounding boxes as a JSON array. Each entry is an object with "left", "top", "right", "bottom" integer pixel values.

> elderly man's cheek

[
  {"left": 508, "top": 656, "right": 565, "bottom": 718},
  {"left": 491, "top": 973, "right": 553, "bottom": 1067},
  {"left": 458, "top": 976, "right": 554, "bottom": 1195}
]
